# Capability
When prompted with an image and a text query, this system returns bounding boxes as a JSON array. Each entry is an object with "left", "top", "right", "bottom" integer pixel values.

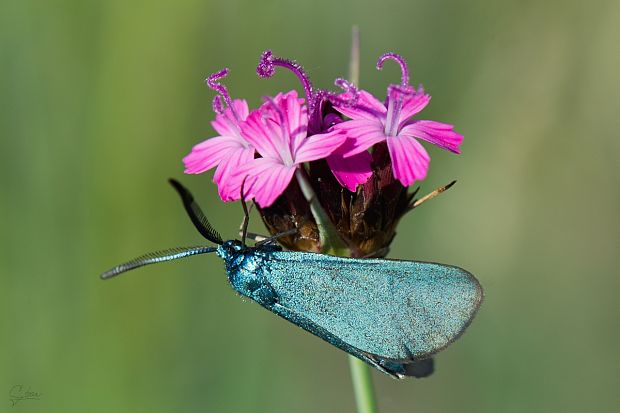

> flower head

[
  {"left": 256, "top": 50, "right": 372, "bottom": 192},
  {"left": 183, "top": 48, "right": 463, "bottom": 257},
  {"left": 234, "top": 91, "right": 346, "bottom": 207},
  {"left": 333, "top": 53, "right": 463, "bottom": 187}
]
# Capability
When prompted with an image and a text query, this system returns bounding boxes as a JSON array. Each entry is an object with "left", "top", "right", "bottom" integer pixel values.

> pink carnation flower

[
  {"left": 333, "top": 53, "right": 463, "bottom": 187},
  {"left": 234, "top": 91, "right": 346, "bottom": 207},
  {"left": 183, "top": 69, "right": 255, "bottom": 201},
  {"left": 257, "top": 50, "right": 372, "bottom": 192}
]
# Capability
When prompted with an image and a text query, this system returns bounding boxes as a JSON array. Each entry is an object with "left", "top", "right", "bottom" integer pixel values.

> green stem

[
  {"left": 349, "top": 26, "right": 360, "bottom": 85},
  {"left": 297, "top": 31, "right": 379, "bottom": 411},
  {"left": 295, "top": 167, "right": 379, "bottom": 412},
  {"left": 349, "top": 356, "right": 379, "bottom": 413},
  {"left": 346, "top": 26, "right": 379, "bottom": 413},
  {"left": 294, "top": 169, "right": 348, "bottom": 255}
]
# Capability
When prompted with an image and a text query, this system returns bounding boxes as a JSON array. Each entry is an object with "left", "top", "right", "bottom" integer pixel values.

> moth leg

[
  {"left": 236, "top": 203, "right": 272, "bottom": 242},
  {"left": 255, "top": 228, "right": 298, "bottom": 246},
  {"left": 239, "top": 231, "right": 270, "bottom": 243},
  {"left": 239, "top": 179, "right": 251, "bottom": 246},
  {"left": 238, "top": 228, "right": 298, "bottom": 245}
]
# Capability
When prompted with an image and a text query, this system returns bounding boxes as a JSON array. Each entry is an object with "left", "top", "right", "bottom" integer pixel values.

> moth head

[{"left": 217, "top": 239, "right": 243, "bottom": 258}]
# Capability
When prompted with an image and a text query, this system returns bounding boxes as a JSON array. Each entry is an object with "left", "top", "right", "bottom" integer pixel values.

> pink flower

[
  {"left": 183, "top": 69, "right": 256, "bottom": 201},
  {"left": 333, "top": 53, "right": 463, "bottom": 187},
  {"left": 256, "top": 50, "right": 372, "bottom": 192},
  {"left": 325, "top": 146, "right": 373, "bottom": 192},
  {"left": 234, "top": 91, "right": 347, "bottom": 207}
]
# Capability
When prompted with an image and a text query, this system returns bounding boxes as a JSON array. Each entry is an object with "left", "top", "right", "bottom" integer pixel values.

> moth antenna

[
  {"left": 100, "top": 246, "right": 217, "bottom": 280},
  {"left": 410, "top": 180, "right": 456, "bottom": 209},
  {"left": 169, "top": 179, "right": 223, "bottom": 245},
  {"left": 239, "top": 177, "right": 250, "bottom": 247}
]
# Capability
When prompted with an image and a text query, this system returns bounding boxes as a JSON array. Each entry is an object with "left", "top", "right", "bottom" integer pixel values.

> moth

[{"left": 101, "top": 179, "right": 483, "bottom": 378}]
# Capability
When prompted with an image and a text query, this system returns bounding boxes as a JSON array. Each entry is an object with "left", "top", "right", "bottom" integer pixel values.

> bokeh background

[{"left": 2, "top": 0, "right": 619, "bottom": 412}]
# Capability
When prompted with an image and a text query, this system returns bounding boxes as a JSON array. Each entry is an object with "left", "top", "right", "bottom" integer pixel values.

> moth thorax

[{"left": 226, "top": 251, "right": 268, "bottom": 297}]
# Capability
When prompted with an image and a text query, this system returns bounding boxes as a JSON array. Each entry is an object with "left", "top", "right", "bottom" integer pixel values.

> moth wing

[
  {"left": 263, "top": 252, "right": 482, "bottom": 363},
  {"left": 269, "top": 300, "right": 434, "bottom": 378}
]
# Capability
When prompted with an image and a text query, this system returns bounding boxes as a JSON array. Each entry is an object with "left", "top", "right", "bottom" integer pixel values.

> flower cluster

[{"left": 184, "top": 50, "right": 463, "bottom": 256}]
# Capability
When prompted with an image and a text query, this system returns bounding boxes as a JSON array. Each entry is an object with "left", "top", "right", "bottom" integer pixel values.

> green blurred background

[{"left": 2, "top": 0, "right": 619, "bottom": 411}]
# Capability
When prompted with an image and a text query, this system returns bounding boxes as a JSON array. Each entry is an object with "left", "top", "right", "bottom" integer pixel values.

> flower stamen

[
  {"left": 329, "top": 78, "right": 359, "bottom": 107},
  {"left": 376, "top": 52, "right": 409, "bottom": 88},
  {"left": 376, "top": 53, "right": 416, "bottom": 136},
  {"left": 257, "top": 50, "right": 314, "bottom": 111},
  {"left": 257, "top": 50, "right": 361, "bottom": 133},
  {"left": 206, "top": 68, "right": 241, "bottom": 121}
]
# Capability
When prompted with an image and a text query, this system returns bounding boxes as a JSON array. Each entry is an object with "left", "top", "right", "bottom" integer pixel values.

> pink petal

[
  {"left": 398, "top": 92, "right": 431, "bottom": 123},
  {"left": 183, "top": 136, "right": 246, "bottom": 174},
  {"left": 334, "top": 90, "right": 387, "bottom": 121},
  {"left": 326, "top": 143, "right": 372, "bottom": 192},
  {"left": 234, "top": 158, "right": 296, "bottom": 207},
  {"left": 293, "top": 130, "right": 347, "bottom": 164},
  {"left": 240, "top": 111, "right": 286, "bottom": 160},
  {"left": 230, "top": 158, "right": 274, "bottom": 198},
  {"left": 232, "top": 157, "right": 282, "bottom": 196},
  {"left": 258, "top": 91, "right": 308, "bottom": 153},
  {"left": 387, "top": 136, "right": 430, "bottom": 186},
  {"left": 263, "top": 90, "right": 304, "bottom": 107},
  {"left": 215, "top": 147, "right": 256, "bottom": 201},
  {"left": 332, "top": 119, "right": 387, "bottom": 157},
  {"left": 211, "top": 99, "right": 249, "bottom": 136},
  {"left": 280, "top": 91, "right": 309, "bottom": 152},
  {"left": 254, "top": 166, "right": 296, "bottom": 207},
  {"left": 222, "top": 146, "right": 257, "bottom": 199},
  {"left": 400, "top": 120, "right": 463, "bottom": 154},
  {"left": 231, "top": 99, "right": 250, "bottom": 120}
]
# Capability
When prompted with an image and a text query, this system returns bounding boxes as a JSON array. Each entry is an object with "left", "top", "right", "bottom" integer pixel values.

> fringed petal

[
  {"left": 387, "top": 136, "right": 430, "bottom": 186},
  {"left": 400, "top": 120, "right": 463, "bottom": 154}
]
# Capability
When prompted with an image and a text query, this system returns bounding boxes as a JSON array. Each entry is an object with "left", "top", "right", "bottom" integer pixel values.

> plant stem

[
  {"left": 296, "top": 165, "right": 380, "bottom": 413},
  {"left": 346, "top": 26, "right": 379, "bottom": 413},
  {"left": 295, "top": 167, "right": 380, "bottom": 412},
  {"left": 294, "top": 169, "right": 348, "bottom": 255},
  {"left": 349, "top": 26, "right": 360, "bottom": 85},
  {"left": 349, "top": 355, "right": 379, "bottom": 413}
]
